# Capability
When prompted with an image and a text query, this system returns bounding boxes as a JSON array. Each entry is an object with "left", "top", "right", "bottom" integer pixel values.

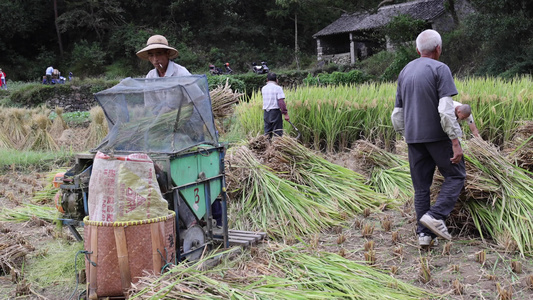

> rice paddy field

[{"left": 1, "top": 76, "right": 533, "bottom": 299}]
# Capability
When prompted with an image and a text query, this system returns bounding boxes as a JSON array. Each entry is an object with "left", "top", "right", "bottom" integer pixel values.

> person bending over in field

[{"left": 454, "top": 102, "right": 480, "bottom": 138}]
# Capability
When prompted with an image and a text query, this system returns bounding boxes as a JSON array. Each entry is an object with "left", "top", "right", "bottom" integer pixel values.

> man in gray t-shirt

[{"left": 391, "top": 29, "right": 466, "bottom": 247}]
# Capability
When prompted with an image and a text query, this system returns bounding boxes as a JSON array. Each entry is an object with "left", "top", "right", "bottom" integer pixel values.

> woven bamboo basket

[{"left": 83, "top": 211, "right": 176, "bottom": 299}]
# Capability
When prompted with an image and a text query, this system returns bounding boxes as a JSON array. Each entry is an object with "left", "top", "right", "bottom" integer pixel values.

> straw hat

[{"left": 136, "top": 35, "right": 179, "bottom": 60}]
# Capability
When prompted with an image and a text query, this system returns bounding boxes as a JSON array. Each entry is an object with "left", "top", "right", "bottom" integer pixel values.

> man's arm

[
  {"left": 438, "top": 96, "right": 462, "bottom": 140},
  {"left": 469, "top": 122, "right": 480, "bottom": 138},
  {"left": 277, "top": 98, "right": 290, "bottom": 121},
  {"left": 439, "top": 96, "right": 463, "bottom": 163},
  {"left": 391, "top": 107, "right": 404, "bottom": 135}
]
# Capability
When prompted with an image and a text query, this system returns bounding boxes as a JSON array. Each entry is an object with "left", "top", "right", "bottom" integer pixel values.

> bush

[
  {"left": 207, "top": 75, "right": 246, "bottom": 93},
  {"left": 10, "top": 84, "right": 57, "bottom": 106},
  {"left": 302, "top": 69, "right": 370, "bottom": 86},
  {"left": 69, "top": 40, "right": 107, "bottom": 77},
  {"left": 380, "top": 46, "right": 418, "bottom": 82},
  {"left": 358, "top": 50, "right": 395, "bottom": 80}
]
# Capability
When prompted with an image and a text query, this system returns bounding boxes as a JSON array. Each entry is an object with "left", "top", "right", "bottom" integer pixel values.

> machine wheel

[{"left": 182, "top": 225, "right": 206, "bottom": 260}]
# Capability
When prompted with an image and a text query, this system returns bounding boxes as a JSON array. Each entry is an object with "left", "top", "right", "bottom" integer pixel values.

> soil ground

[{"left": 1, "top": 129, "right": 533, "bottom": 299}]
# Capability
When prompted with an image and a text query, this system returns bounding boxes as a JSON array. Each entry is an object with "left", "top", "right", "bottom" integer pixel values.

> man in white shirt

[
  {"left": 454, "top": 101, "right": 480, "bottom": 138},
  {"left": 261, "top": 72, "right": 289, "bottom": 138},
  {"left": 45, "top": 66, "right": 54, "bottom": 84}
]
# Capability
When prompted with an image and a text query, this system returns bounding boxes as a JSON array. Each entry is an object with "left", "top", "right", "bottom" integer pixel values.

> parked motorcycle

[
  {"left": 209, "top": 64, "right": 223, "bottom": 75},
  {"left": 252, "top": 61, "right": 269, "bottom": 74},
  {"left": 209, "top": 63, "right": 233, "bottom": 75}
]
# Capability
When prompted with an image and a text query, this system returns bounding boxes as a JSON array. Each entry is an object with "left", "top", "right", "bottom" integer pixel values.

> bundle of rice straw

[
  {"left": 268, "top": 136, "right": 395, "bottom": 213},
  {"left": 461, "top": 137, "right": 533, "bottom": 256},
  {"left": 85, "top": 106, "right": 108, "bottom": 149},
  {"left": 22, "top": 114, "right": 59, "bottom": 151},
  {"left": 0, "top": 112, "right": 15, "bottom": 149},
  {"left": 226, "top": 145, "right": 341, "bottom": 239},
  {"left": 3, "top": 108, "right": 29, "bottom": 148},
  {"left": 505, "top": 120, "right": 533, "bottom": 172},
  {"left": 209, "top": 78, "right": 243, "bottom": 133},
  {"left": 49, "top": 107, "right": 68, "bottom": 139},
  {"left": 130, "top": 242, "right": 436, "bottom": 300},
  {"left": 351, "top": 140, "right": 413, "bottom": 202}
]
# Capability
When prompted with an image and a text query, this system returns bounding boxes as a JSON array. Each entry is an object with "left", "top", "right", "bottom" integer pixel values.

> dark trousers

[
  {"left": 408, "top": 140, "right": 466, "bottom": 236},
  {"left": 264, "top": 109, "right": 283, "bottom": 138}
]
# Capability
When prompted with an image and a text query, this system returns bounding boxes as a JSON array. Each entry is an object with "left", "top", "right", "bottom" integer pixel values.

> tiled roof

[{"left": 313, "top": 0, "right": 445, "bottom": 37}]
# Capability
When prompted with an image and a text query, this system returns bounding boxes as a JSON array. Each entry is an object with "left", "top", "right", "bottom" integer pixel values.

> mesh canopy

[{"left": 93, "top": 75, "right": 217, "bottom": 154}]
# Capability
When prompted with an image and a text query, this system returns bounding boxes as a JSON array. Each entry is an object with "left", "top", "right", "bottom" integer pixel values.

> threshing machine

[{"left": 57, "top": 75, "right": 231, "bottom": 261}]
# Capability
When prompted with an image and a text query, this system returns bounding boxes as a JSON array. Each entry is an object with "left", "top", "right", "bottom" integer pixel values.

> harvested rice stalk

[
  {"left": 0, "top": 203, "right": 58, "bottom": 222},
  {"left": 227, "top": 145, "right": 341, "bottom": 239},
  {"left": 209, "top": 78, "right": 243, "bottom": 134},
  {"left": 0, "top": 112, "right": 14, "bottom": 149},
  {"left": 49, "top": 107, "right": 68, "bottom": 139},
  {"left": 0, "top": 232, "right": 32, "bottom": 278},
  {"left": 3, "top": 108, "right": 29, "bottom": 147},
  {"left": 463, "top": 137, "right": 533, "bottom": 256},
  {"left": 105, "top": 105, "right": 193, "bottom": 149},
  {"left": 269, "top": 136, "right": 395, "bottom": 214},
  {"left": 130, "top": 242, "right": 436, "bottom": 300},
  {"left": 22, "top": 114, "right": 59, "bottom": 151},
  {"left": 352, "top": 140, "right": 413, "bottom": 202},
  {"left": 85, "top": 106, "right": 108, "bottom": 148},
  {"left": 210, "top": 78, "right": 243, "bottom": 120}
]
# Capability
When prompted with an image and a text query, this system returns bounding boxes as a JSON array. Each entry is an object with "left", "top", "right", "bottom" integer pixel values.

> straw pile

[
  {"left": 3, "top": 108, "right": 29, "bottom": 148},
  {"left": 22, "top": 114, "right": 59, "bottom": 151},
  {"left": 0, "top": 231, "right": 32, "bottom": 279},
  {"left": 0, "top": 112, "right": 14, "bottom": 149},
  {"left": 351, "top": 140, "right": 413, "bottom": 202},
  {"left": 505, "top": 120, "right": 533, "bottom": 172},
  {"left": 129, "top": 242, "right": 436, "bottom": 300},
  {"left": 226, "top": 136, "right": 394, "bottom": 239},
  {"left": 227, "top": 145, "right": 340, "bottom": 238},
  {"left": 460, "top": 137, "right": 533, "bottom": 255},
  {"left": 85, "top": 106, "right": 108, "bottom": 149},
  {"left": 49, "top": 107, "right": 68, "bottom": 139},
  {"left": 209, "top": 78, "right": 243, "bottom": 134}
]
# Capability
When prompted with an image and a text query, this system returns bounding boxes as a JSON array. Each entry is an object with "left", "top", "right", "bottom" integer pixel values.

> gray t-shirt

[{"left": 395, "top": 57, "right": 458, "bottom": 143}]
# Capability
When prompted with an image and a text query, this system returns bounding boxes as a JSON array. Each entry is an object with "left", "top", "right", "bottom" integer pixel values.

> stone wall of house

[{"left": 320, "top": 53, "right": 351, "bottom": 65}]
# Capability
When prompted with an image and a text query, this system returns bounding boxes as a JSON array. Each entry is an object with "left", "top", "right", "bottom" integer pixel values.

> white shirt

[
  {"left": 146, "top": 62, "right": 191, "bottom": 78},
  {"left": 261, "top": 81, "right": 285, "bottom": 110},
  {"left": 453, "top": 101, "right": 474, "bottom": 124},
  {"left": 46, "top": 67, "right": 54, "bottom": 75}
]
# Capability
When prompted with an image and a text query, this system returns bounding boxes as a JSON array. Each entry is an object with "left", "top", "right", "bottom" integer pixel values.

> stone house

[{"left": 313, "top": 0, "right": 473, "bottom": 65}]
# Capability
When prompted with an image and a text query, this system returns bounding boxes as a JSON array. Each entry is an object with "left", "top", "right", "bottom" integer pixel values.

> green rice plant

[{"left": 235, "top": 76, "right": 533, "bottom": 151}]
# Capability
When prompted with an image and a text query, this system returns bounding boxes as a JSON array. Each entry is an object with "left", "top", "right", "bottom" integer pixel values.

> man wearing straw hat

[
  {"left": 136, "top": 34, "right": 191, "bottom": 78},
  {"left": 391, "top": 29, "right": 466, "bottom": 247}
]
